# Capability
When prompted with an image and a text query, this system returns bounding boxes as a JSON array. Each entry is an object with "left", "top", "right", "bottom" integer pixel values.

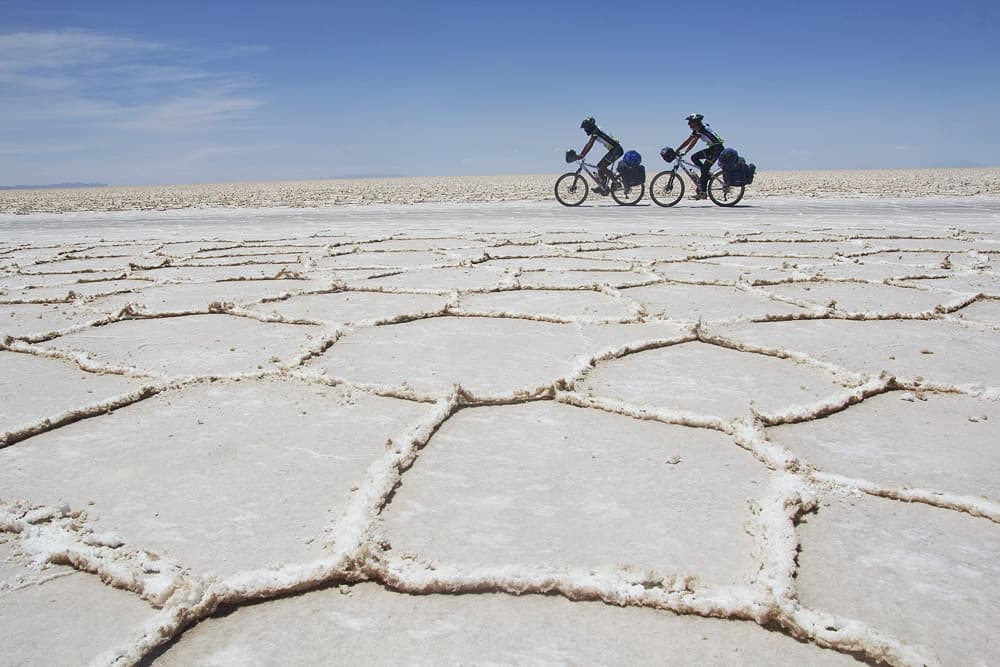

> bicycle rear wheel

[
  {"left": 648, "top": 170, "right": 684, "bottom": 207},
  {"left": 610, "top": 177, "right": 644, "bottom": 205},
  {"left": 555, "top": 172, "right": 588, "bottom": 206},
  {"left": 707, "top": 171, "right": 744, "bottom": 207}
]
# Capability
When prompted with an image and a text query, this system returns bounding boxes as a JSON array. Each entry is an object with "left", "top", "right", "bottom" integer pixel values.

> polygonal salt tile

[
  {"left": 952, "top": 298, "right": 1000, "bottom": 326},
  {"left": 897, "top": 273, "right": 1000, "bottom": 296},
  {"left": 309, "top": 316, "right": 682, "bottom": 396},
  {"left": 768, "top": 392, "right": 1000, "bottom": 500},
  {"left": 313, "top": 250, "right": 449, "bottom": 269},
  {"left": 722, "top": 241, "right": 866, "bottom": 257},
  {"left": 0, "top": 279, "right": 152, "bottom": 303},
  {"left": 459, "top": 288, "right": 632, "bottom": 320},
  {"left": 364, "top": 267, "right": 505, "bottom": 291},
  {"left": 879, "top": 238, "right": 978, "bottom": 252},
  {"left": 517, "top": 270, "right": 650, "bottom": 289},
  {"left": 2, "top": 272, "right": 128, "bottom": 290},
  {"left": 0, "top": 302, "right": 100, "bottom": 339},
  {"left": 153, "top": 583, "right": 856, "bottom": 666},
  {"left": 0, "top": 378, "right": 429, "bottom": 577},
  {"left": 18, "top": 255, "right": 137, "bottom": 274},
  {"left": 353, "top": 237, "right": 483, "bottom": 252},
  {"left": 589, "top": 245, "right": 695, "bottom": 262},
  {"left": 130, "top": 264, "right": 302, "bottom": 282},
  {"left": 797, "top": 493, "right": 1000, "bottom": 666},
  {"left": 812, "top": 261, "right": 949, "bottom": 282},
  {"left": 86, "top": 280, "right": 319, "bottom": 314},
  {"left": 621, "top": 283, "right": 808, "bottom": 321},
  {"left": 860, "top": 250, "right": 949, "bottom": 267},
  {"left": 381, "top": 402, "right": 768, "bottom": 584},
  {"left": 485, "top": 256, "right": 632, "bottom": 272},
  {"left": 252, "top": 290, "right": 449, "bottom": 324},
  {"left": 485, "top": 243, "right": 567, "bottom": 258},
  {"left": 45, "top": 314, "right": 321, "bottom": 376},
  {"left": 181, "top": 253, "right": 309, "bottom": 266},
  {"left": 0, "top": 564, "right": 157, "bottom": 666},
  {"left": 763, "top": 281, "right": 951, "bottom": 314},
  {"left": 580, "top": 341, "right": 846, "bottom": 419},
  {"left": 652, "top": 261, "right": 757, "bottom": 283},
  {"left": 193, "top": 245, "right": 321, "bottom": 258},
  {"left": 0, "top": 351, "right": 148, "bottom": 437},
  {"left": 714, "top": 319, "right": 1000, "bottom": 388}
]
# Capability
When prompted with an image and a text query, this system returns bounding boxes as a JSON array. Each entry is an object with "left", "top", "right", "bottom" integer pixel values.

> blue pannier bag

[{"left": 622, "top": 150, "right": 642, "bottom": 165}]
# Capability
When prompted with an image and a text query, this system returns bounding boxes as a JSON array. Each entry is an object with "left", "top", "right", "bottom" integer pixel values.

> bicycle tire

[
  {"left": 555, "top": 172, "right": 588, "bottom": 206},
  {"left": 648, "top": 170, "right": 685, "bottom": 207},
  {"left": 707, "top": 171, "right": 744, "bottom": 207},
  {"left": 610, "top": 177, "right": 644, "bottom": 206}
]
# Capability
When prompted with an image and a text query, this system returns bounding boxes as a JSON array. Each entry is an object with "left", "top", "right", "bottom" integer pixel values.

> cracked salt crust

[{"left": 0, "top": 197, "right": 998, "bottom": 665}]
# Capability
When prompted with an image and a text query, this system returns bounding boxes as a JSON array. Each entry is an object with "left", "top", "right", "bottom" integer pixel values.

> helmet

[
  {"left": 660, "top": 147, "right": 677, "bottom": 162},
  {"left": 580, "top": 117, "right": 597, "bottom": 134},
  {"left": 685, "top": 113, "right": 704, "bottom": 122}
]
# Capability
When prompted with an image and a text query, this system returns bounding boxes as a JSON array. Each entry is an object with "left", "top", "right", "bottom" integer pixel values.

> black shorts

[{"left": 598, "top": 145, "right": 624, "bottom": 170}]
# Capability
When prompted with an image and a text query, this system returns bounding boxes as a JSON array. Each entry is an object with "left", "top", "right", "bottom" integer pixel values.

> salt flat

[{"left": 2, "top": 195, "right": 999, "bottom": 666}]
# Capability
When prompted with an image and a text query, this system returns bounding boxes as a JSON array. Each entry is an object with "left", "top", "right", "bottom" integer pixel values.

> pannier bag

[
  {"left": 618, "top": 162, "right": 646, "bottom": 188},
  {"left": 718, "top": 147, "right": 756, "bottom": 186}
]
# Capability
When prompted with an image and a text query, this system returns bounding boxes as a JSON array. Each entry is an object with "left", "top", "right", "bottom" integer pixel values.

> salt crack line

[
  {"left": 809, "top": 471, "right": 1000, "bottom": 524},
  {"left": 0, "top": 383, "right": 165, "bottom": 450},
  {"left": 697, "top": 325, "right": 869, "bottom": 386},
  {"left": 746, "top": 473, "right": 816, "bottom": 601},
  {"left": 2, "top": 338, "right": 169, "bottom": 381},
  {"left": 0, "top": 500, "right": 189, "bottom": 608},
  {"left": 774, "top": 602, "right": 939, "bottom": 667},
  {"left": 554, "top": 390, "right": 733, "bottom": 434},
  {"left": 556, "top": 329, "right": 699, "bottom": 391},
  {"left": 752, "top": 372, "right": 897, "bottom": 426},
  {"left": 371, "top": 555, "right": 774, "bottom": 623}
]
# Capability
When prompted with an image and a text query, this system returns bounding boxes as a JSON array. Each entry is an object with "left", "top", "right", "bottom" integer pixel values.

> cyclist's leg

[
  {"left": 598, "top": 145, "right": 624, "bottom": 185},
  {"left": 692, "top": 145, "right": 722, "bottom": 193}
]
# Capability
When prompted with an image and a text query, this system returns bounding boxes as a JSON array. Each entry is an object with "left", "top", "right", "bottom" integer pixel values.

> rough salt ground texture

[
  {"left": 1, "top": 196, "right": 999, "bottom": 666},
  {"left": 1, "top": 168, "right": 999, "bottom": 214}
]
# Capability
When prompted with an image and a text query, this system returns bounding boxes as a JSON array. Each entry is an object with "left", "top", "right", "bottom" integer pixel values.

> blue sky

[{"left": 2, "top": 0, "right": 998, "bottom": 185}]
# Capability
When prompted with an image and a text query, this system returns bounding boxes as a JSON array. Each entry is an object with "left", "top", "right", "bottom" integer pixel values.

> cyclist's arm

[
  {"left": 579, "top": 135, "right": 596, "bottom": 158},
  {"left": 677, "top": 134, "right": 697, "bottom": 155}
]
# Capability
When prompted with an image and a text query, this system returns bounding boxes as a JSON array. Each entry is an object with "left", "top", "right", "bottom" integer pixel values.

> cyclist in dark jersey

[
  {"left": 578, "top": 117, "right": 624, "bottom": 195},
  {"left": 676, "top": 113, "right": 724, "bottom": 200}
]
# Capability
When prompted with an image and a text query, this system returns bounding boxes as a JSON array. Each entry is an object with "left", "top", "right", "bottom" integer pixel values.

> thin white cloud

[
  {"left": 0, "top": 30, "right": 160, "bottom": 74},
  {"left": 0, "top": 29, "right": 265, "bottom": 138}
]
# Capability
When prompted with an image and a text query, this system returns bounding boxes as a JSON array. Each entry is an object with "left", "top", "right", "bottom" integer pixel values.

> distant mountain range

[{"left": 0, "top": 182, "right": 108, "bottom": 190}]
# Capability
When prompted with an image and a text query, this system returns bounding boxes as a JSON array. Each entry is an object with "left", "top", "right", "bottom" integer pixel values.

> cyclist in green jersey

[
  {"left": 676, "top": 113, "right": 724, "bottom": 200},
  {"left": 578, "top": 117, "right": 624, "bottom": 195}
]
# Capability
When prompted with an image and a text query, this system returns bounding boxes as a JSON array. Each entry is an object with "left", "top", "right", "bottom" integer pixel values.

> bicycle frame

[
  {"left": 569, "top": 159, "right": 614, "bottom": 187},
  {"left": 664, "top": 156, "right": 706, "bottom": 188}
]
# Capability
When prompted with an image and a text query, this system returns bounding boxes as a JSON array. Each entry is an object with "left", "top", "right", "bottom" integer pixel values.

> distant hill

[{"left": 0, "top": 182, "right": 108, "bottom": 190}]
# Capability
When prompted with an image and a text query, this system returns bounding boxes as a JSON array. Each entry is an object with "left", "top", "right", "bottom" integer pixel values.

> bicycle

[
  {"left": 554, "top": 150, "right": 645, "bottom": 207},
  {"left": 648, "top": 147, "right": 745, "bottom": 207}
]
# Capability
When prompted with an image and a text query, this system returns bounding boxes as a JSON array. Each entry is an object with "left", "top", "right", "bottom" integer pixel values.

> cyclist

[
  {"left": 676, "top": 113, "right": 724, "bottom": 200},
  {"left": 577, "top": 117, "right": 623, "bottom": 195}
]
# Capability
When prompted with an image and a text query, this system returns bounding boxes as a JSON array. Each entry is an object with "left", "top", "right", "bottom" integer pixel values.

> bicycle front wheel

[
  {"left": 707, "top": 171, "right": 745, "bottom": 207},
  {"left": 648, "top": 170, "right": 684, "bottom": 207},
  {"left": 555, "top": 172, "right": 589, "bottom": 206},
  {"left": 611, "top": 178, "right": 644, "bottom": 206}
]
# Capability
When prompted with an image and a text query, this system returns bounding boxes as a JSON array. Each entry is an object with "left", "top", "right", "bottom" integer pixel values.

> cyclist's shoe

[
  {"left": 594, "top": 183, "right": 610, "bottom": 196},
  {"left": 692, "top": 191, "right": 708, "bottom": 200}
]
